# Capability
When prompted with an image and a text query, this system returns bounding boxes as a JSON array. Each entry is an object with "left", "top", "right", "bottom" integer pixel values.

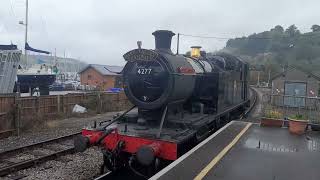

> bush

[
  {"left": 289, "top": 114, "right": 308, "bottom": 120},
  {"left": 265, "top": 110, "right": 283, "bottom": 119}
]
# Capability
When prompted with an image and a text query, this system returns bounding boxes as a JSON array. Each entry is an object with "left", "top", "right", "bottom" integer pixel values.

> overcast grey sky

[{"left": 0, "top": 0, "right": 319, "bottom": 65}]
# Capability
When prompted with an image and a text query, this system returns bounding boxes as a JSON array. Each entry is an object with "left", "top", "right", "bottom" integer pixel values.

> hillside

[
  {"left": 222, "top": 24, "right": 320, "bottom": 82},
  {"left": 20, "top": 54, "right": 87, "bottom": 73}
]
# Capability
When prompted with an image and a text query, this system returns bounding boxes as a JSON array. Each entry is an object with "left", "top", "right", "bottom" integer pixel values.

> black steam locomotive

[{"left": 74, "top": 30, "right": 250, "bottom": 177}]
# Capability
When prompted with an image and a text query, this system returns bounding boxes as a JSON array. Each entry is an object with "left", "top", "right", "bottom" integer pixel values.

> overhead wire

[
  {"left": 179, "top": 33, "right": 230, "bottom": 40},
  {"left": 179, "top": 32, "right": 320, "bottom": 40}
]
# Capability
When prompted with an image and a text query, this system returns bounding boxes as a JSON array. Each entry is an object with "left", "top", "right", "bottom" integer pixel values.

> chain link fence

[{"left": 262, "top": 94, "right": 320, "bottom": 124}]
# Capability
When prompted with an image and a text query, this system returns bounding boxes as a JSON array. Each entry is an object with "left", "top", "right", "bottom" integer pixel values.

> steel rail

[
  {"left": 240, "top": 87, "right": 258, "bottom": 119},
  {"left": 0, "top": 132, "right": 80, "bottom": 177}
]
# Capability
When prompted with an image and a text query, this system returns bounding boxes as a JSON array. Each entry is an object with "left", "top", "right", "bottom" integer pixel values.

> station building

[
  {"left": 79, "top": 64, "right": 123, "bottom": 91},
  {"left": 271, "top": 65, "right": 320, "bottom": 107}
]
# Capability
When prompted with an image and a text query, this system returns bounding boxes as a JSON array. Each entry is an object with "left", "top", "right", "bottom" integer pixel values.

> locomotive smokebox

[
  {"left": 122, "top": 30, "right": 196, "bottom": 110},
  {"left": 152, "top": 30, "right": 175, "bottom": 53}
]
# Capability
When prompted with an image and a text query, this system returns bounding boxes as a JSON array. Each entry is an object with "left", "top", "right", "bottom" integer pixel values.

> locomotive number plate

[
  {"left": 137, "top": 68, "right": 152, "bottom": 75},
  {"left": 123, "top": 49, "right": 158, "bottom": 62}
]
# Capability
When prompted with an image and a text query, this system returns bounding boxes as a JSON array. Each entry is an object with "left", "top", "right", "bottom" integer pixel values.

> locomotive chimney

[{"left": 152, "top": 30, "right": 175, "bottom": 53}]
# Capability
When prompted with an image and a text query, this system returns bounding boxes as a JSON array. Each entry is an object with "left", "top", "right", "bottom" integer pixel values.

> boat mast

[
  {"left": 24, "top": 0, "right": 29, "bottom": 68},
  {"left": 54, "top": 48, "right": 57, "bottom": 71}
]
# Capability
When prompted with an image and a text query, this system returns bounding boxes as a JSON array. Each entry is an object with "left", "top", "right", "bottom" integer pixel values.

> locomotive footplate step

[{"left": 151, "top": 121, "right": 320, "bottom": 180}]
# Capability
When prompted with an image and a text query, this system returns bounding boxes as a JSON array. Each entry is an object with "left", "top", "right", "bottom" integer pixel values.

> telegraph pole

[
  {"left": 267, "top": 69, "right": 271, "bottom": 87},
  {"left": 176, "top": 33, "right": 180, "bottom": 55},
  {"left": 257, "top": 71, "right": 260, "bottom": 87}
]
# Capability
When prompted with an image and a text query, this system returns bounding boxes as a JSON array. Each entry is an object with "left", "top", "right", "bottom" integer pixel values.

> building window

[
  {"left": 284, "top": 82, "right": 306, "bottom": 107},
  {"left": 88, "top": 74, "right": 92, "bottom": 80}
]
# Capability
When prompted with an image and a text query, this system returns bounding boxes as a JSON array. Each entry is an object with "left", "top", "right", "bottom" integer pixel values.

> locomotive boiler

[{"left": 74, "top": 30, "right": 250, "bottom": 177}]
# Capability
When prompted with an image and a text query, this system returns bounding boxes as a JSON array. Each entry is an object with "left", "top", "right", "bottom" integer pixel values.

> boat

[
  {"left": 16, "top": 63, "right": 57, "bottom": 95},
  {"left": 0, "top": 45, "right": 21, "bottom": 94},
  {"left": 14, "top": 0, "right": 55, "bottom": 96}
]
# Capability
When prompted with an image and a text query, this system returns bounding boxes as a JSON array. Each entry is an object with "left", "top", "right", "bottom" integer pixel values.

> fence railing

[
  {"left": 262, "top": 94, "right": 320, "bottom": 124},
  {"left": 0, "top": 92, "right": 132, "bottom": 136}
]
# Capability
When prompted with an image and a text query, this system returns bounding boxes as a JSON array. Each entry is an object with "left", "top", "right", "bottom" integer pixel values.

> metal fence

[{"left": 262, "top": 94, "right": 320, "bottom": 124}]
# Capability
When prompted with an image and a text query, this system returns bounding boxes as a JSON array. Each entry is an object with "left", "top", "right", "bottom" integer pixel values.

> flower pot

[
  {"left": 288, "top": 119, "right": 308, "bottom": 135},
  {"left": 261, "top": 117, "right": 283, "bottom": 127}
]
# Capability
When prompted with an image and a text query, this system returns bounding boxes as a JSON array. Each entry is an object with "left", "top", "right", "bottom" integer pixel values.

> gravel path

[
  {"left": 2, "top": 147, "right": 103, "bottom": 180},
  {"left": 0, "top": 111, "right": 122, "bottom": 180}
]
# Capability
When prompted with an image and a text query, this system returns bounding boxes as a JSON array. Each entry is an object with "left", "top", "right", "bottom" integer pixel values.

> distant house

[
  {"left": 78, "top": 64, "right": 123, "bottom": 91},
  {"left": 271, "top": 65, "right": 320, "bottom": 107}
]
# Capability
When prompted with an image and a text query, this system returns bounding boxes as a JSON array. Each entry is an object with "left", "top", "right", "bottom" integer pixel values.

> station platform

[{"left": 150, "top": 121, "right": 320, "bottom": 180}]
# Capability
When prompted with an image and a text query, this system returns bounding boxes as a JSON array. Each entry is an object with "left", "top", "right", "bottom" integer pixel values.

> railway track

[
  {"left": 240, "top": 87, "right": 258, "bottom": 119},
  {"left": 0, "top": 132, "right": 80, "bottom": 177}
]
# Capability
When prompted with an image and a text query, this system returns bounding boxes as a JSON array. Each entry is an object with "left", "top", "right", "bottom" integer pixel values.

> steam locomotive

[{"left": 74, "top": 30, "right": 250, "bottom": 177}]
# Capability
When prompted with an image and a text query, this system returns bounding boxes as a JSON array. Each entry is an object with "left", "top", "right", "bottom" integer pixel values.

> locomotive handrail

[
  {"left": 157, "top": 106, "right": 168, "bottom": 138},
  {"left": 96, "top": 128, "right": 116, "bottom": 145},
  {"left": 100, "top": 105, "right": 136, "bottom": 129}
]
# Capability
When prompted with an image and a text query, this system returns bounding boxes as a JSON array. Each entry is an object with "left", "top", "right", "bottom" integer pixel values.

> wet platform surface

[{"left": 151, "top": 121, "right": 320, "bottom": 180}]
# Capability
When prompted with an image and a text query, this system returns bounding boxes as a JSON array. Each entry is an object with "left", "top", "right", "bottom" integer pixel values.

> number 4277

[{"left": 137, "top": 68, "right": 152, "bottom": 74}]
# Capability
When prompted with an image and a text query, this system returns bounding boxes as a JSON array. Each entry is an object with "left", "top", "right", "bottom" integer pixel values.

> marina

[{"left": 0, "top": 0, "right": 320, "bottom": 179}]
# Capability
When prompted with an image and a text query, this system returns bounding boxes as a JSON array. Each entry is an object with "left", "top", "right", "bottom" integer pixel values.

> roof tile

[{"left": 79, "top": 64, "right": 123, "bottom": 75}]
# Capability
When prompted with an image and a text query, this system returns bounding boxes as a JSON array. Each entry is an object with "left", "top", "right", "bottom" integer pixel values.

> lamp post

[{"left": 19, "top": 0, "right": 28, "bottom": 68}]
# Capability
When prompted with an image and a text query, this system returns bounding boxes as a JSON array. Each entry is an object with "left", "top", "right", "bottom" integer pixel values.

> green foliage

[
  {"left": 311, "top": 25, "right": 320, "bottom": 32},
  {"left": 224, "top": 24, "right": 320, "bottom": 82},
  {"left": 265, "top": 110, "right": 283, "bottom": 119},
  {"left": 285, "top": 24, "right": 300, "bottom": 37},
  {"left": 289, "top": 114, "right": 308, "bottom": 121}
]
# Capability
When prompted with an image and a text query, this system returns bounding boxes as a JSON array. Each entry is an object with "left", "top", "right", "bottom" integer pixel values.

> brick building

[{"left": 79, "top": 64, "right": 123, "bottom": 91}]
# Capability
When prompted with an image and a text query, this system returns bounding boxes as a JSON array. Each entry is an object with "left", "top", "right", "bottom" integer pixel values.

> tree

[
  {"left": 285, "top": 24, "right": 300, "bottom": 37},
  {"left": 311, "top": 24, "right": 320, "bottom": 32},
  {"left": 222, "top": 24, "right": 320, "bottom": 76},
  {"left": 271, "top": 25, "right": 284, "bottom": 33}
]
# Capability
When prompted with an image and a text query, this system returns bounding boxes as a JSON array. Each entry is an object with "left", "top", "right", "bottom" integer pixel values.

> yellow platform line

[{"left": 194, "top": 123, "right": 252, "bottom": 180}]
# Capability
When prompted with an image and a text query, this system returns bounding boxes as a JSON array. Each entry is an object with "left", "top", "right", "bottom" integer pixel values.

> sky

[{"left": 0, "top": 0, "right": 319, "bottom": 66}]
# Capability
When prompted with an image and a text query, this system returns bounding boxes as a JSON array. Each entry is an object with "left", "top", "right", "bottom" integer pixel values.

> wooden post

[
  {"left": 57, "top": 95, "right": 61, "bottom": 114},
  {"left": 97, "top": 93, "right": 100, "bottom": 113},
  {"left": 36, "top": 96, "right": 41, "bottom": 123},
  {"left": 14, "top": 94, "right": 21, "bottom": 136},
  {"left": 62, "top": 95, "right": 65, "bottom": 115},
  {"left": 101, "top": 93, "right": 104, "bottom": 113},
  {"left": 116, "top": 93, "right": 119, "bottom": 111}
]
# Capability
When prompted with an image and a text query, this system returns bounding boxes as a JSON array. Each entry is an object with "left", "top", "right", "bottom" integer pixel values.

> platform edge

[{"left": 150, "top": 121, "right": 245, "bottom": 180}]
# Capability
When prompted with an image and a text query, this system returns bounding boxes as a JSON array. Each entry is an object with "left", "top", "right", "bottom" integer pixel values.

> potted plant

[
  {"left": 261, "top": 110, "right": 283, "bottom": 127},
  {"left": 288, "top": 114, "right": 308, "bottom": 135}
]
